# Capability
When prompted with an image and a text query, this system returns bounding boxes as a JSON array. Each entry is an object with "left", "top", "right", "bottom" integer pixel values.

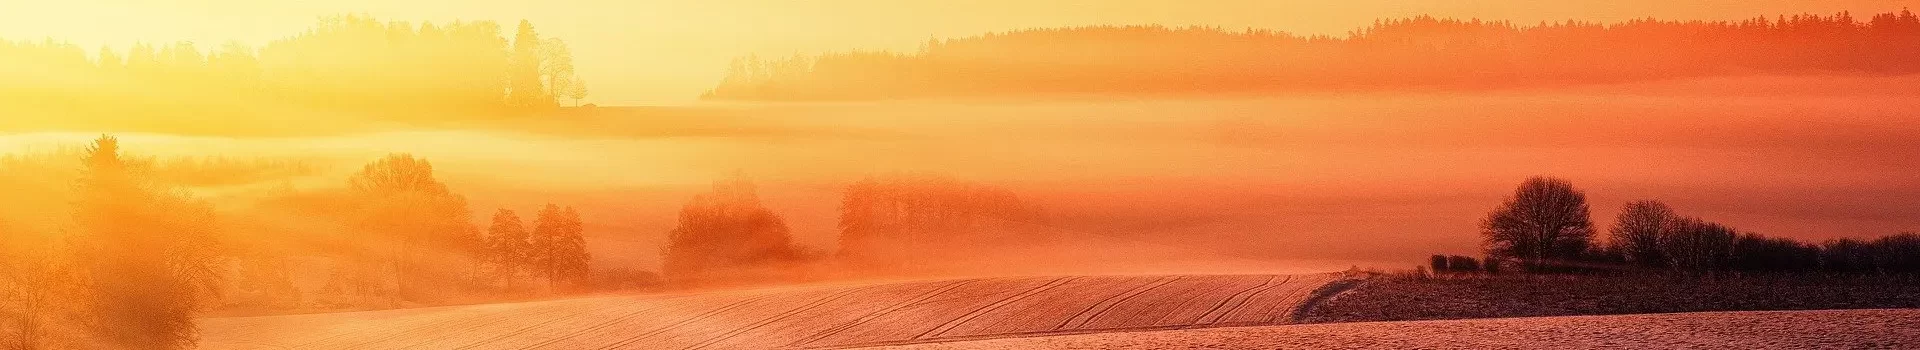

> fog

[{"left": 5, "top": 85, "right": 1917, "bottom": 274}]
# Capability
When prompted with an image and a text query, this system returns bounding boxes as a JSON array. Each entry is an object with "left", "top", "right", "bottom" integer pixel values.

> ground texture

[
  {"left": 199, "top": 274, "right": 1341, "bottom": 349},
  {"left": 866, "top": 309, "right": 1920, "bottom": 350},
  {"left": 1298, "top": 275, "right": 1920, "bottom": 323}
]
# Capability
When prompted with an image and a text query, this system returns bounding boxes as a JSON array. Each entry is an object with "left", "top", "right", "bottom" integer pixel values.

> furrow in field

[
  {"left": 1198, "top": 275, "right": 1288, "bottom": 324},
  {"left": 467, "top": 295, "right": 691, "bottom": 350},
  {"left": 1083, "top": 275, "right": 1268, "bottom": 329},
  {"left": 332, "top": 303, "right": 572, "bottom": 350},
  {"left": 589, "top": 292, "right": 779, "bottom": 350},
  {"left": 804, "top": 277, "right": 1058, "bottom": 347},
  {"left": 614, "top": 287, "right": 855, "bottom": 349},
  {"left": 199, "top": 274, "right": 1342, "bottom": 350},
  {"left": 290, "top": 304, "right": 510, "bottom": 348},
  {"left": 1056, "top": 276, "right": 1180, "bottom": 331},
  {"left": 917, "top": 276, "right": 1078, "bottom": 340},
  {"left": 373, "top": 301, "right": 599, "bottom": 349},
  {"left": 789, "top": 280, "right": 975, "bottom": 348},
  {"left": 1217, "top": 274, "right": 1330, "bottom": 325},
  {"left": 685, "top": 285, "right": 878, "bottom": 350},
  {"left": 936, "top": 276, "right": 1151, "bottom": 338}
]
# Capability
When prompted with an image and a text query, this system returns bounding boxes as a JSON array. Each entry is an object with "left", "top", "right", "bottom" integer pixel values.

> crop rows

[{"left": 199, "top": 273, "right": 1339, "bottom": 349}]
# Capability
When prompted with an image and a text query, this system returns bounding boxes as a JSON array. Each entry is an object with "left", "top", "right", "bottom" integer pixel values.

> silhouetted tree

[
  {"left": 1609, "top": 200, "right": 1677, "bottom": 268},
  {"left": 1447, "top": 255, "right": 1482, "bottom": 273},
  {"left": 539, "top": 38, "right": 578, "bottom": 106},
  {"left": 1730, "top": 233, "right": 1820, "bottom": 273},
  {"left": 837, "top": 174, "right": 1040, "bottom": 266},
  {"left": 1869, "top": 232, "right": 1920, "bottom": 274},
  {"left": 1480, "top": 176, "right": 1595, "bottom": 272},
  {"left": 69, "top": 135, "right": 222, "bottom": 349},
  {"left": 1660, "top": 217, "right": 1737, "bottom": 273},
  {"left": 484, "top": 209, "right": 530, "bottom": 291},
  {"left": 661, "top": 176, "right": 801, "bottom": 281},
  {"left": 1821, "top": 238, "right": 1876, "bottom": 273},
  {"left": 1429, "top": 255, "right": 1449, "bottom": 273},
  {"left": 346, "top": 154, "right": 479, "bottom": 304},
  {"left": 530, "top": 204, "right": 590, "bottom": 290},
  {"left": 506, "top": 20, "right": 548, "bottom": 108},
  {"left": 564, "top": 76, "right": 589, "bottom": 106}
]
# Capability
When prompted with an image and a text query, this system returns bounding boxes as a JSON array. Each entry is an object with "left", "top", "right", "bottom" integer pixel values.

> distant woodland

[
  {"left": 705, "top": 10, "right": 1920, "bottom": 100},
  {"left": 0, "top": 15, "right": 589, "bottom": 122}
]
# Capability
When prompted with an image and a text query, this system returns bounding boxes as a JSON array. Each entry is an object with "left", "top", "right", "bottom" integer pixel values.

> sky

[{"left": 1, "top": 0, "right": 1910, "bottom": 103}]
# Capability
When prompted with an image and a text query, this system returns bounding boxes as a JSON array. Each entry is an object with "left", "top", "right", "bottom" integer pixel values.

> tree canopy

[
  {"left": 661, "top": 177, "right": 802, "bottom": 282},
  {"left": 1481, "top": 176, "right": 1595, "bottom": 271}
]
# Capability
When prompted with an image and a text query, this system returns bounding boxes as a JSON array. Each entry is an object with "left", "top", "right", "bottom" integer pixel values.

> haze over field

[
  {"left": 3, "top": 1, "right": 1919, "bottom": 349},
  {"left": 6, "top": 89, "right": 1916, "bottom": 271}
]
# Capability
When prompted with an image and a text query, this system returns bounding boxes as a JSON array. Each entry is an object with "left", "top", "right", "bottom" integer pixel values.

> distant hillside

[{"left": 704, "top": 11, "right": 1920, "bottom": 100}]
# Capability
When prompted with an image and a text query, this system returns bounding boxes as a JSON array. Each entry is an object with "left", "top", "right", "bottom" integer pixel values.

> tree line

[
  {"left": 1463, "top": 176, "right": 1920, "bottom": 276},
  {"left": 660, "top": 174, "right": 1043, "bottom": 283},
  {"left": 704, "top": 10, "right": 1920, "bottom": 100},
  {"left": 484, "top": 205, "right": 592, "bottom": 292},
  {"left": 0, "top": 14, "right": 588, "bottom": 121},
  {"left": 0, "top": 137, "right": 598, "bottom": 349}
]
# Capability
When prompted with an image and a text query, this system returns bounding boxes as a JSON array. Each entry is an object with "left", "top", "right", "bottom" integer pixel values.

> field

[
  {"left": 197, "top": 273, "right": 1344, "bottom": 349},
  {"left": 1297, "top": 275, "right": 1920, "bottom": 323},
  {"left": 872, "top": 309, "right": 1920, "bottom": 349}
]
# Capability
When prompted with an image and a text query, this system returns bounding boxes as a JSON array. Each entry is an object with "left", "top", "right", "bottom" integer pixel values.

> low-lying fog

[{"left": 6, "top": 89, "right": 1917, "bottom": 274}]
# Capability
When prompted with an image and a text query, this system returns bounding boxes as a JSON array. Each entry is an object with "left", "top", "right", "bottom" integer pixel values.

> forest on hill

[
  {"left": 0, "top": 14, "right": 589, "bottom": 128},
  {"left": 704, "top": 10, "right": 1920, "bottom": 100}
]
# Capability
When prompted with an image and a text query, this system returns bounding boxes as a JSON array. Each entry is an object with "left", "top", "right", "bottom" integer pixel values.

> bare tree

[
  {"left": 2, "top": 221, "right": 90, "bottom": 350},
  {"left": 1661, "top": 216, "right": 1737, "bottom": 273},
  {"left": 1480, "top": 176, "right": 1595, "bottom": 272},
  {"left": 1609, "top": 200, "right": 1676, "bottom": 268},
  {"left": 484, "top": 209, "right": 529, "bottom": 291}
]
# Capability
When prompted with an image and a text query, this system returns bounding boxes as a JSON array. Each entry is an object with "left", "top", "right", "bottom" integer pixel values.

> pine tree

[
  {"left": 552, "top": 206, "right": 590, "bottom": 289},
  {"left": 484, "top": 209, "right": 529, "bottom": 291},
  {"left": 71, "top": 135, "right": 222, "bottom": 349},
  {"left": 506, "top": 20, "right": 546, "bottom": 108}
]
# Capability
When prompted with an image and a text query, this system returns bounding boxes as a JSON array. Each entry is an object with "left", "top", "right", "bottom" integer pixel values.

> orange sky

[{"left": 1, "top": 0, "right": 1909, "bottom": 103}]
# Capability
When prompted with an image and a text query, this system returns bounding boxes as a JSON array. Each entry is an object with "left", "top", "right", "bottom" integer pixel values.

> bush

[{"left": 1447, "top": 256, "right": 1482, "bottom": 273}]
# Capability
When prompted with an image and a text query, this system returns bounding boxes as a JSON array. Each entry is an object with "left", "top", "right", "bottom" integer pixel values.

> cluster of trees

[
  {"left": 0, "top": 14, "right": 588, "bottom": 120},
  {"left": 1608, "top": 200, "right": 1920, "bottom": 274},
  {"left": 1, "top": 136, "right": 222, "bottom": 349},
  {"left": 483, "top": 205, "right": 592, "bottom": 292},
  {"left": 660, "top": 176, "right": 809, "bottom": 283},
  {"left": 322, "top": 155, "right": 600, "bottom": 303},
  {"left": 705, "top": 10, "right": 1920, "bottom": 100},
  {"left": 1477, "top": 176, "right": 1920, "bottom": 275},
  {"left": 837, "top": 175, "right": 1041, "bottom": 266},
  {"left": 659, "top": 174, "right": 1041, "bottom": 281},
  {"left": 1428, "top": 255, "right": 1486, "bottom": 274},
  {"left": 0, "top": 137, "right": 609, "bottom": 349}
]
